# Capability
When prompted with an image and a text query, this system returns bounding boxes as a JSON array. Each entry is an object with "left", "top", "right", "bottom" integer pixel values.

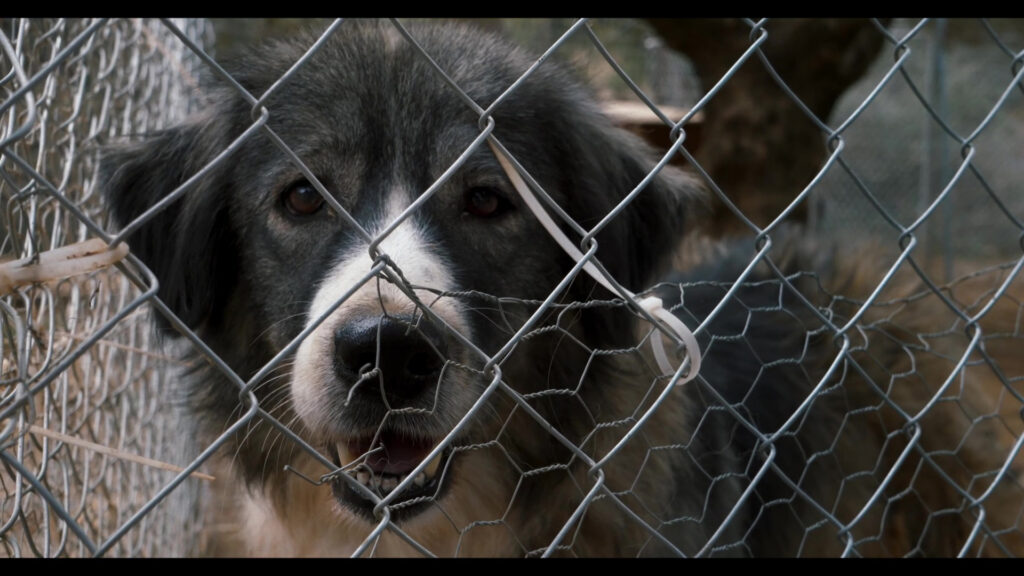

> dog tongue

[{"left": 352, "top": 433, "right": 433, "bottom": 475}]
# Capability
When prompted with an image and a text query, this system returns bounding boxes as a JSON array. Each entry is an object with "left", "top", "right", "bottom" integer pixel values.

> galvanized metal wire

[
  {"left": 0, "top": 17, "right": 212, "bottom": 558},
  {"left": 2, "top": 17, "right": 1023, "bottom": 557}
]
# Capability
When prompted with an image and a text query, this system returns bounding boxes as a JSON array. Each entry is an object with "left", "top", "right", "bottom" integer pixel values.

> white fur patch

[{"left": 291, "top": 189, "right": 467, "bottom": 434}]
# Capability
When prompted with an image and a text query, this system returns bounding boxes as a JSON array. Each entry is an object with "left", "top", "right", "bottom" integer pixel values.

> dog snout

[{"left": 333, "top": 315, "right": 447, "bottom": 402}]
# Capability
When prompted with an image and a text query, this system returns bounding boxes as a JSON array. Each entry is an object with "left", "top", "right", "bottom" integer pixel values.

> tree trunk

[{"left": 647, "top": 18, "right": 889, "bottom": 236}]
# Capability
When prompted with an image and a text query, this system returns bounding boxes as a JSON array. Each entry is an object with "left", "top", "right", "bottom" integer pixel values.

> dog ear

[
  {"left": 557, "top": 109, "right": 705, "bottom": 292},
  {"left": 99, "top": 115, "right": 238, "bottom": 333}
]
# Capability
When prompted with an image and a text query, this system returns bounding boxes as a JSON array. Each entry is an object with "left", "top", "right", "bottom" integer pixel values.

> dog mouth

[{"left": 326, "top": 429, "right": 451, "bottom": 519}]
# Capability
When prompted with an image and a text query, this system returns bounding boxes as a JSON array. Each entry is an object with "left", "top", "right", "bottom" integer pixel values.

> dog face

[{"left": 101, "top": 21, "right": 697, "bottom": 543}]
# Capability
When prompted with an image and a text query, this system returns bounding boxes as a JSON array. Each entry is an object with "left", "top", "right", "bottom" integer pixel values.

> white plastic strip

[{"left": 488, "top": 140, "right": 700, "bottom": 383}]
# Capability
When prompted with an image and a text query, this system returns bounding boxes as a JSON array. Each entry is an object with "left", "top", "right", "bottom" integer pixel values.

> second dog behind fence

[{"left": 100, "top": 21, "right": 1024, "bottom": 556}]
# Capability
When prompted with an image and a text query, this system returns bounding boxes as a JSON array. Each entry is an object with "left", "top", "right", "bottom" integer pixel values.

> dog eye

[
  {"left": 463, "top": 187, "right": 511, "bottom": 218},
  {"left": 282, "top": 181, "right": 325, "bottom": 217}
]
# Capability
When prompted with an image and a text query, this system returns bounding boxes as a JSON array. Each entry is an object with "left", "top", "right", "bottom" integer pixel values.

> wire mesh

[
  {"left": 1, "top": 17, "right": 212, "bottom": 557},
  {"left": 1, "top": 17, "right": 1023, "bottom": 557}
]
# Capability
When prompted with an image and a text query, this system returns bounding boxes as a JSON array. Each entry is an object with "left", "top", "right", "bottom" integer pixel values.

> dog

[{"left": 100, "top": 20, "right": 1024, "bottom": 556}]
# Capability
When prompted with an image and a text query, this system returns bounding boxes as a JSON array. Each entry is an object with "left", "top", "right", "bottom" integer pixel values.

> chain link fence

[
  {"left": 0, "top": 18, "right": 212, "bottom": 557},
  {"left": 2, "top": 18, "right": 1023, "bottom": 557},
  {"left": 814, "top": 19, "right": 1024, "bottom": 274}
]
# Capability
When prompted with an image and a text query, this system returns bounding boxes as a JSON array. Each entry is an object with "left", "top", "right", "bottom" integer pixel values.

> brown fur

[
  {"left": 802, "top": 254, "right": 1024, "bottom": 556},
  {"left": 194, "top": 243, "right": 1024, "bottom": 557}
]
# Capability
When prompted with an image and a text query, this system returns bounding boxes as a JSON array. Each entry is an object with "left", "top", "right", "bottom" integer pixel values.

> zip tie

[
  {"left": 488, "top": 140, "right": 700, "bottom": 383},
  {"left": 0, "top": 238, "right": 130, "bottom": 296},
  {"left": 638, "top": 294, "right": 701, "bottom": 382}
]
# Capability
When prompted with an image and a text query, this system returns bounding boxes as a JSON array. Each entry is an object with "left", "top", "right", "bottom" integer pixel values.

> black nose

[{"left": 333, "top": 315, "right": 447, "bottom": 402}]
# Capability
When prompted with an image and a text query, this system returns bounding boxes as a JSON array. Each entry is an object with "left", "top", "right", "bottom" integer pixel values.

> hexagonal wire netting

[{"left": 1, "top": 18, "right": 1023, "bottom": 557}]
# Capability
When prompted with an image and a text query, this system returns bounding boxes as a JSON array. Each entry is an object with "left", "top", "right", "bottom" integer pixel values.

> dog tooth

[
  {"left": 414, "top": 472, "right": 426, "bottom": 487},
  {"left": 370, "top": 474, "right": 382, "bottom": 489},
  {"left": 356, "top": 470, "right": 370, "bottom": 486},
  {"left": 423, "top": 451, "right": 443, "bottom": 479},
  {"left": 382, "top": 476, "right": 397, "bottom": 492},
  {"left": 337, "top": 442, "right": 355, "bottom": 466}
]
